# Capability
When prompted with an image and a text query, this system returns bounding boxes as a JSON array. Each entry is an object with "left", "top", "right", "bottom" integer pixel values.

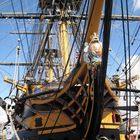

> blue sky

[
  {"left": 107, "top": 0, "right": 140, "bottom": 77},
  {"left": 0, "top": 0, "right": 39, "bottom": 99},
  {"left": 0, "top": 0, "right": 140, "bottom": 122}
]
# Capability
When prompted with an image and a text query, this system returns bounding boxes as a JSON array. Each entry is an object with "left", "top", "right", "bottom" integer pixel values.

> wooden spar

[
  {"left": 48, "top": 36, "right": 53, "bottom": 82},
  {"left": 86, "top": 0, "right": 104, "bottom": 42},
  {"left": 59, "top": 12, "right": 70, "bottom": 78},
  {"left": 80, "top": 0, "right": 104, "bottom": 64},
  {"left": 82, "top": 0, "right": 104, "bottom": 139},
  {"left": 48, "top": 67, "right": 53, "bottom": 82},
  {"left": 4, "top": 77, "right": 27, "bottom": 93},
  {"left": 1, "top": 12, "right": 140, "bottom": 21}
]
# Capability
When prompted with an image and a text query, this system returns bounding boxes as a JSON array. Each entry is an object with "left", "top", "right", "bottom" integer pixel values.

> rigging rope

[
  {"left": 27, "top": 6, "right": 55, "bottom": 78},
  {"left": 119, "top": 40, "right": 140, "bottom": 79},
  {"left": 19, "top": 0, "right": 31, "bottom": 62},
  {"left": 120, "top": 0, "right": 129, "bottom": 135},
  {"left": 116, "top": 25, "right": 140, "bottom": 79},
  {"left": 5, "top": 40, "right": 21, "bottom": 99},
  {"left": 24, "top": 4, "right": 45, "bottom": 76},
  {"left": 131, "top": 24, "right": 140, "bottom": 46},
  {"left": 126, "top": 0, "right": 132, "bottom": 135},
  {"left": 116, "top": 15, "right": 140, "bottom": 75},
  {"left": 10, "top": 0, "right": 27, "bottom": 63}
]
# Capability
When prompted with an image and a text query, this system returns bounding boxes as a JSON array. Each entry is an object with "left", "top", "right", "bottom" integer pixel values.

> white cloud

[
  {"left": 131, "top": 55, "right": 140, "bottom": 78},
  {"left": 133, "top": 0, "right": 140, "bottom": 11},
  {"left": 0, "top": 107, "right": 7, "bottom": 123}
]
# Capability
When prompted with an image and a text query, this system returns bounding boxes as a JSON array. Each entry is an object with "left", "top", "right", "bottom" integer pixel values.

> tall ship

[{"left": 0, "top": 0, "right": 140, "bottom": 139}]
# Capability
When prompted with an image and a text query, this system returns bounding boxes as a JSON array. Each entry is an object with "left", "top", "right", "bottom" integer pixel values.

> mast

[
  {"left": 59, "top": 10, "right": 70, "bottom": 79},
  {"left": 48, "top": 36, "right": 53, "bottom": 82},
  {"left": 86, "top": 0, "right": 104, "bottom": 42},
  {"left": 48, "top": 67, "right": 53, "bottom": 82}
]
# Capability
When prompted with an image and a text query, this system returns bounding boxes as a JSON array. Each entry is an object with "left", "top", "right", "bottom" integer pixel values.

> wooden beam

[
  {"left": 111, "top": 87, "right": 140, "bottom": 93},
  {"left": 0, "top": 62, "right": 59, "bottom": 66},
  {"left": 0, "top": 12, "right": 140, "bottom": 21}
]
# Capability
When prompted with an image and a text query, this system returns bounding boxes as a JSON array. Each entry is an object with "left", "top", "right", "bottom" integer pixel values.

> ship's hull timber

[
  {"left": 13, "top": 64, "right": 120, "bottom": 140},
  {"left": 14, "top": 64, "right": 91, "bottom": 138},
  {"left": 13, "top": 129, "right": 82, "bottom": 140}
]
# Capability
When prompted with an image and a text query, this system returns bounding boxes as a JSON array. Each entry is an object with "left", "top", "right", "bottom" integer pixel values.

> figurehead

[
  {"left": 83, "top": 33, "right": 102, "bottom": 64},
  {"left": 88, "top": 33, "right": 102, "bottom": 59}
]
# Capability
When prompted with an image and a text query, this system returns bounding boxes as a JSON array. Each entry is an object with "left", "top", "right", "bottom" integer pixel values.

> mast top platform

[{"left": 39, "top": 0, "right": 83, "bottom": 11}]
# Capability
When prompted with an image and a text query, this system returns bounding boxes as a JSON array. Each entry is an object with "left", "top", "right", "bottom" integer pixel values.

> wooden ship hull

[{"left": 13, "top": 65, "right": 122, "bottom": 140}]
